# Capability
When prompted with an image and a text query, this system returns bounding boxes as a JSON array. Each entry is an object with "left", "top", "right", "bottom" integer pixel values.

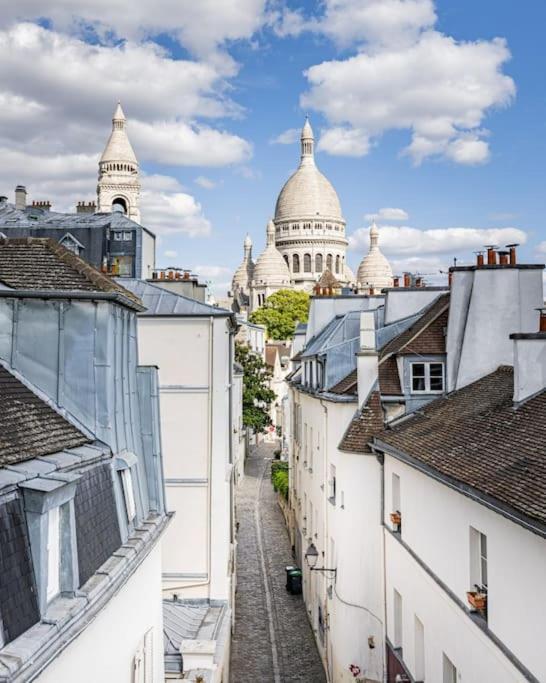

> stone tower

[{"left": 97, "top": 102, "right": 141, "bottom": 223}]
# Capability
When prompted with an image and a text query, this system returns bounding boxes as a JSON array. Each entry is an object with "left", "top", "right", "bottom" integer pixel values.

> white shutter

[
  {"left": 46, "top": 506, "right": 60, "bottom": 602},
  {"left": 121, "top": 468, "right": 136, "bottom": 521}
]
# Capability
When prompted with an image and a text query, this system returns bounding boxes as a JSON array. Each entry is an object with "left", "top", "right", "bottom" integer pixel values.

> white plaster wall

[
  {"left": 513, "top": 337, "right": 546, "bottom": 403},
  {"left": 162, "top": 485, "right": 208, "bottom": 577},
  {"left": 36, "top": 544, "right": 164, "bottom": 683},
  {"left": 384, "top": 455, "right": 546, "bottom": 681},
  {"left": 384, "top": 289, "right": 447, "bottom": 324},
  {"left": 160, "top": 391, "right": 208, "bottom": 480},
  {"left": 141, "top": 230, "right": 156, "bottom": 279},
  {"left": 448, "top": 268, "right": 543, "bottom": 390}
]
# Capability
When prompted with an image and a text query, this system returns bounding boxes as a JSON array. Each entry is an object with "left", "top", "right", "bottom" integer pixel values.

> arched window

[
  {"left": 335, "top": 255, "right": 340, "bottom": 273},
  {"left": 304, "top": 254, "right": 311, "bottom": 272},
  {"left": 283, "top": 255, "right": 289, "bottom": 267},
  {"left": 112, "top": 197, "right": 128, "bottom": 214},
  {"left": 315, "top": 253, "right": 323, "bottom": 272},
  {"left": 326, "top": 254, "right": 333, "bottom": 271},
  {"left": 293, "top": 254, "right": 300, "bottom": 273}
]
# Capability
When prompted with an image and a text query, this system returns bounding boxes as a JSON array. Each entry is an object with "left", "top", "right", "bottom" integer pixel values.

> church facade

[{"left": 231, "top": 118, "right": 393, "bottom": 313}]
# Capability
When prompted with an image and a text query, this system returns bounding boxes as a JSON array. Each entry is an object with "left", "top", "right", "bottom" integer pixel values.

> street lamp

[{"left": 304, "top": 542, "right": 337, "bottom": 578}]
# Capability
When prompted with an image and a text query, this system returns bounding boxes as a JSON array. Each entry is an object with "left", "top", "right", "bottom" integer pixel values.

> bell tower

[{"left": 97, "top": 102, "right": 141, "bottom": 223}]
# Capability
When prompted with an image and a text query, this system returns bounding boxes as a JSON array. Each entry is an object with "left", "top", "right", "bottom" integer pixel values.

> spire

[
  {"left": 244, "top": 233, "right": 252, "bottom": 258},
  {"left": 266, "top": 219, "right": 275, "bottom": 246},
  {"left": 112, "top": 101, "right": 126, "bottom": 130},
  {"left": 370, "top": 221, "right": 379, "bottom": 250},
  {"left": 300, "top": 116, "right": 315, "bottom": 162}
]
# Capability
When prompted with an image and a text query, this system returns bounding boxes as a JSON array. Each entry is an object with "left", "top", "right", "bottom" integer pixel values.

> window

[
  {"left": 392, "top": 473, "right": 400, "bottom": 513},
  {"left": 410, "top": 362, "right": 444, "bottom": 393},
  {"left": 293, "top": 254, "right": 300, "bottom": 273},
  {"left": 46, "top": 506, "right": 61, "bottom": 602},
  {"left": 442, "top": 654, "right": 457, "bottom": 683},
  {"left": 315, "top": 253, "right": 323, "bottom": 272},
  {"left": 329, "top": 464, "right": 336, "bottom": 503},
  {"left": 470, "top": 527, "right": 488, "bottom": 590},
  {"left": 113, "top": 231, "right": 124, "bottom": 241},
  {"left": 59, "top": 233, "right": 83, "bottom": 255},
  {"left": 303, "top": 222, "right": 311, "bottom": 229},
  {"left": 121, "top": 468, "right": 136, "bottom": 522},
  {"left": 123, "top": 231, "right": 133, "bottom": 241},
  {"left": 414, "top": 615, "right": 425, "bottom": 681},
  {"left": 304, "top": 253, "right": 311, "bottom": 272},
  {"left": 393, "top": 589, "right": 403, "bottom": 649},
  {"left": 335, "top": 255, "right": 340, "bottom": 273},
  {"left": 326, "top": 254, "right": 333, "bottom": 270}
]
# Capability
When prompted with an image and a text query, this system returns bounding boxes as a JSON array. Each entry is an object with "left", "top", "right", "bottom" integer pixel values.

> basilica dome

[
  {"left": 357, "top": 222, "right": 393, "bottom": 290},
  {"left": 274, "top": 119, "right": 343, "bottom": 222},
  {"left": 253, "top": 220, "right": 291, "bottom": 286}
]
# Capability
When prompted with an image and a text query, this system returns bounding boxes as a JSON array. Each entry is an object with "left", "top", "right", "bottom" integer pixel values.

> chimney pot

[
  {"left": 539, "top": 308, "right": 546, "bottom": 333},
  {"left": 448, "top": 271, "right": 453, "bottom": 287},
  {"left": 506, "top": 243, "right": 519, "bottom": 266},
  {"left": 393, "top": 276, "right": 400, "bottom": 288},
  {"left": 498, "top": 250, "right": 510, "bottom": 266},
  {"left": 15, "top": 185, "right": 27, "bottom": 210},
  {"left": 403, "top": 273, "right": 411, "bottom": 288},
  {"left": 475, "top": 251, "right": 485, "bottom": 267},
  {"left": 484, "top": 245, "right": 498, "bottom": 266}
]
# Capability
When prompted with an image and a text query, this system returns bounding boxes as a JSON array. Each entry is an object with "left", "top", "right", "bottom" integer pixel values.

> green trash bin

[{"left": 286, "top": 567, "right": 302, "bottom": 595}]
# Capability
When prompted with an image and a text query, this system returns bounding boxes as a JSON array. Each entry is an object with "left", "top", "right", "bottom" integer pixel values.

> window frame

[{"left": 410, "top": 361, "right": 445, "bottom": 394}]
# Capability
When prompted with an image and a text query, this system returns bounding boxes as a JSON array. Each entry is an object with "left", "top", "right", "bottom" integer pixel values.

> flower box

[
  {"left": 390, "top": 511, "right": 401, "bottom": 526},
  {"left": 467, "top": 591, "right": 487, "bottom": 611}
]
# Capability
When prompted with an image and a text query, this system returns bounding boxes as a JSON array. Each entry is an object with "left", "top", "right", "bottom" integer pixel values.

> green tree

[
  {"left": 249, "top": 289, "right": 310, "bottom": 340},
  {"left": 235, "top": 342, "right": 276, "bottom": 433}
]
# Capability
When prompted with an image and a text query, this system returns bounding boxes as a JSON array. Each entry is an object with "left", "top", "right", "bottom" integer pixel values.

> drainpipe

[
  {"left": 320, "top": 398, "right": 333, "bottom": 682},
  {"left": 378, "top": 449, "right": 388, "bottom": 683}
]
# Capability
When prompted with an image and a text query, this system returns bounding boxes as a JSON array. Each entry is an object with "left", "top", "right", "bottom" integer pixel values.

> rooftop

[
  {"left": 0, "top": 364, "right": 90, "bottom": 467},
  {"left": 0, "top": 238, "right": 143, "bottom": 310},
  {"left": 374, "top": 366, "right": 546, "bottom": 533}
]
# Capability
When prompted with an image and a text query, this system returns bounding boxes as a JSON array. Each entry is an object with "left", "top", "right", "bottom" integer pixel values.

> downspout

[
  {"left": 163, "top": 315, "right": 214, "bottom": 594},
  {"left": 378, "top": 449, "right": 388, "bottom": 683},
  {"left": 320, "top": 398, "right": 332, "bottom": 682}
]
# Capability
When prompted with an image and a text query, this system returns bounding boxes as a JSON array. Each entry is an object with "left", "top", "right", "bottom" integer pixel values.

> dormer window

[
  {"left": 410, "top": 361, "right": 444, "bottom": 393},
  {"left": 59, "top": 233, "right": 84, "bottom": 256}
]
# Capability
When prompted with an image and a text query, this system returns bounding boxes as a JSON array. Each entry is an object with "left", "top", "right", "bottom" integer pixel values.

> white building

[
  {"left": 285, "top": 247, "right": 546, "bottom": 683},
  {"left": 120, "top": 279, "right": 239, "bottom": 681},
  {"left": 0, "top": 237, "right": 168, "bottom": 682}
]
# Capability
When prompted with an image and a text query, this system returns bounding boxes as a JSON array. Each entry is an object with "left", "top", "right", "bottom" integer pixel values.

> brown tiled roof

[
  {"left": 374, "top": 366, "right": 546, "bottom": 528},
  {"left": 0, "top": 365, "right": 90, "bottom": 466},
  {"left": 339, "top": 391, "right": 384, "bottom": 453},
  {"left": 329, "top": 369, "right": 357, "bottom": 395},
  {"left": 265, "top": 346, "right": 278, "bottom": 368},
  {"left": 0, "top": 238, "right": 142, "bottom": 309},
  {"left": 378, "top": 356, "right": 402, "bottom": 395},
  {"left": 380, "top": 293, "right": 450, "bottom": 359}
]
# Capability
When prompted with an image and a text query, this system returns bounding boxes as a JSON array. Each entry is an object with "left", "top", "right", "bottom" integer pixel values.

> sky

[{"left": 1, "top": 0, "right": 546, "bottom": 294}]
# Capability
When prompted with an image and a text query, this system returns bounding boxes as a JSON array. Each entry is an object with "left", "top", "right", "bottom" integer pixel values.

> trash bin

[{"left": 285, "top": 566, "right": 302, "bottom": 595}]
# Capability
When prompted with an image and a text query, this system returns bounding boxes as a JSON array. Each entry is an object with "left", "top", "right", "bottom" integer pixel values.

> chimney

[
  {"left": 506, "top": 243, "right": 518, "bottom": 266},
  {"left": 15, "top": 185, "right": 27, "bottom": 210},
  {"left": 393, "top": 276, "right": 400, "bottom": 288},
  {"left": 498, "top": 250, "right": 510, "bottom": 266},
  {"left": 76, "top": 201, "right": 96, "bottom": 214},
  {"left": 510, "top": 309, "right": 546, "bottom": 404},
  {"left": 475, "top": 251, "right": 484, "bottom": 267},
  {"left": 357, "top": 310, "right": 379, "bottom": 408},
  {"left": 415, "top": 276, "right": 423, "bottom": 288},
  {"left": 484, "top": 245, "right": 498, "bottom": 266},
  {"left": 32, "top": 200, "right": 51, "bottom": 211},
  {"left": 447, "top": 257, "right": 544, "bottom": 392},
  {"left": 403, "top": 273, "right": 411, "bottom": 288}
]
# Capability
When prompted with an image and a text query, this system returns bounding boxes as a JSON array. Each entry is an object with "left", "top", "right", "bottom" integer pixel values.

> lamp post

[{"left": 304, "top": 542, "right": 337, "bottom": 578}]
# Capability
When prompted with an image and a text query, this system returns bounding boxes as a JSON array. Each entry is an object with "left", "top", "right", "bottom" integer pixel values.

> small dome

[
  {"left": 253, "top": 220, "right": 291, "bottom": 286},
  {"left": 232, "top": 234, "right": 254, "bottom": 292},
  {"left": 274, "top": 117, "right": 343, "bottom": 222},
  {"left": 357, "top": 222, "right": 393, "bottom": 290}
]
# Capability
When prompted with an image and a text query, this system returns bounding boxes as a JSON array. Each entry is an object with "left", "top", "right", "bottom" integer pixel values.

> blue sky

[{"left": 1, "top": 0, "right": 545, "bottom": 293}]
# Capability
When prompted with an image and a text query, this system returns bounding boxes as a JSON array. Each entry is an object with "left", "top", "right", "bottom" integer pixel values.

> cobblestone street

[{"left": 230, "top": 442, "right": 327, "bottom": 682}]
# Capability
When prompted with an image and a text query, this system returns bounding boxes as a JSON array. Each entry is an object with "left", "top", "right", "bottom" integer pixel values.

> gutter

[{"left": 0, "top": 288, "right": 144, "bottom": 313}]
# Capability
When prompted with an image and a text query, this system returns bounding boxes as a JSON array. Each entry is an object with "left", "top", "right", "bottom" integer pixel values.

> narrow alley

[{"left": 230, "top": 442, "right": 327, "bottom": 682}]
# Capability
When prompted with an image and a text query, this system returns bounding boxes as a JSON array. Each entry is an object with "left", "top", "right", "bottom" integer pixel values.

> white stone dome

[
  {"left": 100, "top": 102, "right": 138, "bottom": 165},
  {"left": 274, "top": 118, "right": 343, "bottom": 222},
  {"left": 253, "top": 220, "right": 291, "bottom": 286},
  {"left": 357, "top": 222, "right": 393, "bottom": 290},
  {"left": 344, "top": 263, "right": 356, "bottom": 284}
]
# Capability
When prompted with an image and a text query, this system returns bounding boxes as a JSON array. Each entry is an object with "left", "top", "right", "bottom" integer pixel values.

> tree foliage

[
  {"left": 271, "top": 461, "right": 289, "bottom": 500},
  {"left": 249, "top": 289, "right": 310, "bottom": 340},
  {"left": 235, "top": 342, "right": 276, "bottom": 433}
]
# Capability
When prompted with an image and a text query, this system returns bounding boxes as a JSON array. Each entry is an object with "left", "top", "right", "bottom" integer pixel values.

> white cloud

[
  {"left": 317, "top": 127, "right": 370, "bottom": 156},
  {"left": 164, "top": 250, "right": 178, "bottom": 259},
  {"left": 195, "top": 176, "right": 217, "bottom": 189},
  {"left": 194, "top": 264, "right": 233, "bottom": 279},
  {"left": 3, "top": 0, "right": 269, "bottom": 57},
  {"left": 141, "top": 188, "right": 211, "bottom": 237},
  {"left": 298, "top": 2, "right": 514, "bottom": 164},
  {"left": 270, "top": 128, "right": 301, "bottom": 145},
  {"left": 349, "top": 225, "right": 527, "bottom": 256},
  {"left": 365, "top": 208, "right": 409, "bottom": 222},
  {"left": 536, "top": 241, "right": 546, "bottom": 255}
]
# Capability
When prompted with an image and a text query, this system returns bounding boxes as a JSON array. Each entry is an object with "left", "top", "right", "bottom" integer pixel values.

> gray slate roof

[
  {"left": 118, "top": 278, "right": 233, "bottom": 317},
  {"left": 0, "top": 201, "right": 154, "bottom": 235},
  {"left": 0, "top": 365, "right": 90, "bottom": 466}
]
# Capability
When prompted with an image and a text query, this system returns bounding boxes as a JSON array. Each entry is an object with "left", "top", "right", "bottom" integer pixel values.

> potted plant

[
  {"left": 390, "top": 510, "right": 401, "bottom": 526},
  {"left": 467, "top": 585, "right": 487, "bottom": 611}
]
